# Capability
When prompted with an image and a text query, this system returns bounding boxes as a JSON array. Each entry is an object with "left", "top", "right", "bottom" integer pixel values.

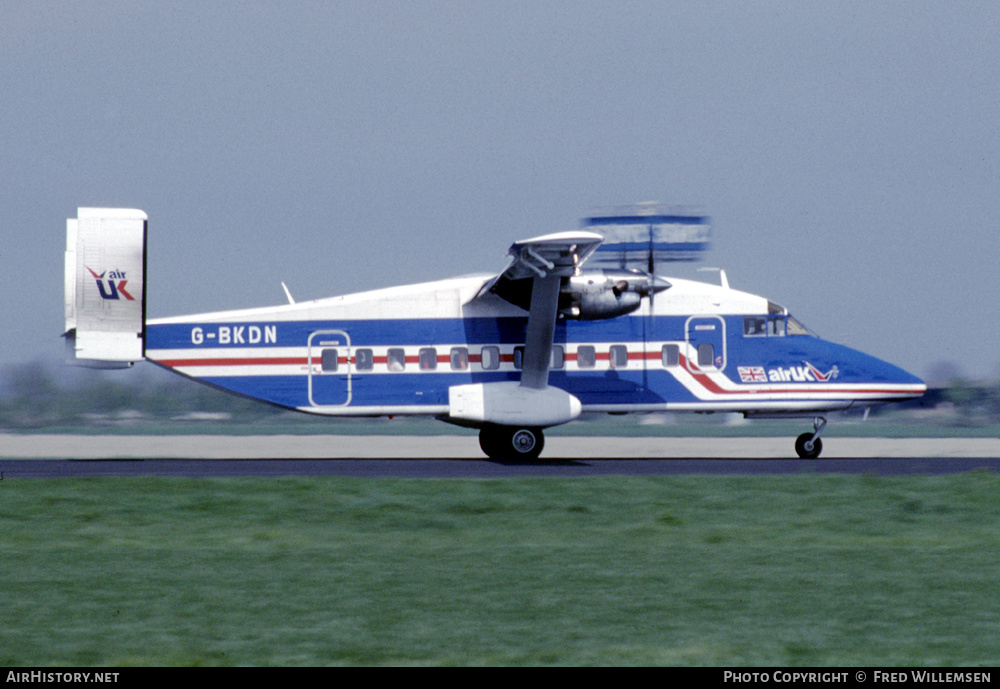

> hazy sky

[{"left": 3, "top": 1, "right": 999, "bottom": 383}]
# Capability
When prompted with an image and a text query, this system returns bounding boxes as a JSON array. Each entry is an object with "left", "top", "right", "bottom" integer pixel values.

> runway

[{"left": 3, "top": 434, "right": 999, "bottom": 477}]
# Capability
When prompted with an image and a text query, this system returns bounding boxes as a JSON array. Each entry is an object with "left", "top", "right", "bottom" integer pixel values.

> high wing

[
  {"left": 449, "top": 231, "right": 603, "bottom": 431},
  {"left": 483, "top": 231, "right": 604, "bottom": 285},
  {"left": 475, "top": 231, "right": 603, "bottom": 389}
]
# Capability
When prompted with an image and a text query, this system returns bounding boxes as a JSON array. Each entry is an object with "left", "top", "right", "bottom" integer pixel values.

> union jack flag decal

[{"left": 738, "top": 366, "right": 767, "bottom": 383}]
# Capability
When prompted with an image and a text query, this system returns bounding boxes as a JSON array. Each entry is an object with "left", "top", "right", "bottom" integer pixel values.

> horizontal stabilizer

[{"left": 64, "top": 208, "right": 147, "bottom": 368}]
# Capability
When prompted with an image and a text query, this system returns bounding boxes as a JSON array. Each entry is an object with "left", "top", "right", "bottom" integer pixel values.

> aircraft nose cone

[
  {"left": 894, "top": 363, "right": 926, "bottom": 392},
  {"left": 876, "top": 358, "right": 926, "bottom": 399},
  {"left": 909, "top": 373, "right": 928, "bottom": 396}
]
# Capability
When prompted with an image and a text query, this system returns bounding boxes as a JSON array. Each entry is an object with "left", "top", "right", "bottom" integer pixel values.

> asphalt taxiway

[{"left": 2, "top": 435, "right": 999, "bottom": 477}]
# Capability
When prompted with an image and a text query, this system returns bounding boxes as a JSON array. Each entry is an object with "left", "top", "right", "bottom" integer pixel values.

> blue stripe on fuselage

[
  {"left": 145, "top": 314, "right": 921, "bottom": 412},
  {"left": 191, "top": 369, "right": 675, "bottom": 411},
  {"left": 146, "top": 316, "right": 652, "bottom": 349}
]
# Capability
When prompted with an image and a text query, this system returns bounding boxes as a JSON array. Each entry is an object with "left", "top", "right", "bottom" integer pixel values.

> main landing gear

[
  {"left": 479, "top": 425, "right": 545, "bottom": 462},
  {"left": 794, "top": 417, "right": 827, "bottom": 459}
]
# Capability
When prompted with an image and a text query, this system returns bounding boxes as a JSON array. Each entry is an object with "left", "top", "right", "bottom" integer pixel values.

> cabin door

[
  {"left": 684, "top": 316, "right": 726, "bottom": 373},
  {"left": 307, "top": 330, "right": 352, "bottom": 407}
]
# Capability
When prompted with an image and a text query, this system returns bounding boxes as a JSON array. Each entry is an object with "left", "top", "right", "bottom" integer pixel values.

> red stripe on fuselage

[{"left": 154, "top": 352, "right": 921, "bottom": 399}]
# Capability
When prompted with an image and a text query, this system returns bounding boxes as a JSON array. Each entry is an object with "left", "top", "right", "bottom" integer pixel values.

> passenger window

[
  {"left": 481, "top": 346, "right": 500, "bottom": 370},
  {"left": 609, "top": 345, "right": 628, "bottom": 369},
  {"left": 744, "top": 317, "right": 766, "bottom": 337},
  {"left": 513, "top": 346, "right": 525, "bottom": 370},
  {"left": 551, "top": 345, "right": 564, "bottom": 369},
  {"left": 450, "top": 347, "right": 469, "bottom": 371},
  {"left": 419, "top": 348, "right": 437, "bottom": 371},
  {"left": 355, "top": 348, "right": 374, "bottom": 371},
  {"left": 697, "top": 343, "right": 715, "bottom": 368},
  {"left": 387, "top": 348, "right": 406, "bottom": 371},
  {"left": 577, "top": 345, "right": 596, "bottom": 369},
  {"left": 662, "top": 344, "right": 679, "bottom": 368},
  {"left": 321, "top": 348, "right": 338, "bottom": 372}
]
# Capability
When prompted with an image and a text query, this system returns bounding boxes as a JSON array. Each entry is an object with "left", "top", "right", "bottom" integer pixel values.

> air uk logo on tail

[{"left": 86, "top": 267, "right": 135, "bottom": 301}]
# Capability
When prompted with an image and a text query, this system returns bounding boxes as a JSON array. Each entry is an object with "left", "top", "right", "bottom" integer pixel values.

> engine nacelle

[
  {"left": 560, "top": 270, "right": 669, "bottom": 320},
  {"left": 448, "top": 382, "right": 582, "bottom": 427}
]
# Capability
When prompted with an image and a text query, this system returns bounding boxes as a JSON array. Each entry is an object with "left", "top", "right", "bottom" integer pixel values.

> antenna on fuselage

[
  {"left": 698, "top": 267, "right": 729, "bottom": 289},
  {"left": 281, "top": 282, "right": 296, "bottom": 304}
]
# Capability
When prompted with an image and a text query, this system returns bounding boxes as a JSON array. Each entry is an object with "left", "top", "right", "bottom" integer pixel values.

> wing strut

[
  {"left": 450, "top": 232, "right": 601, "bottom": 429},
  {"left": 520, "top": 273, "right": 561, "bottom": 390},
  {"left": 485, "top": 231, "right": 603, "bottom": 390}
]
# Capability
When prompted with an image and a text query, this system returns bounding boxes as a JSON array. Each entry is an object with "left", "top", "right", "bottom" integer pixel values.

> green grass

[{"left": 2, "top": 474, "right": 999, "bottom": 666}]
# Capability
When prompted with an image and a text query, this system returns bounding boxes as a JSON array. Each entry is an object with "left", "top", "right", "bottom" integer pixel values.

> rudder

[{"left": 64, "top": 207, "right": 147, "bottom": 368}]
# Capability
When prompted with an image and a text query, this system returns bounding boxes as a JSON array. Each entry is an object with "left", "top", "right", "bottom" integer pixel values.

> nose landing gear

[{"left": 795, "top": 417, "right": 827, "bottom": 459}]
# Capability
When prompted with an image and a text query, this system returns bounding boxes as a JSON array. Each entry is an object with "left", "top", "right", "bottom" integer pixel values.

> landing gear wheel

[
  {"left": 795, "top": 432, "right": 823, "bottom": 459},
  {"left": 479, "top": 426, "right": 545, "bottom": 462}
]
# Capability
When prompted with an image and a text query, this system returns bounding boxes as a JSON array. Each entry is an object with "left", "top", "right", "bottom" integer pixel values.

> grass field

[{"left": 2, "top": 473, "right": 999, "bottom": 666}]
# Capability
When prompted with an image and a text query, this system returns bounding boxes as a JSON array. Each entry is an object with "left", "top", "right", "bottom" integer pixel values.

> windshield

[
  {"left": 765, "top": 301, "right": 813, "bottom": 336},
  {"left": 786, "top": 315, "right": 811, "bottom": 336}
]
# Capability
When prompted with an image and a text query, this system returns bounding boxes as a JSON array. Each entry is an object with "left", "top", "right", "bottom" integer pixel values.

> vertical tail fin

[
  {"left": 64, "top": 208, "right": 147, "bottom": 368},
  {"left": 581, "top": 203, "right": 711, "bottom": 271}
]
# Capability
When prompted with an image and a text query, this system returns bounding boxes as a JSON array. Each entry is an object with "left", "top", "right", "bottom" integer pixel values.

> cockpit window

[
  {"left": 744, "top": 313, "right": 810, "bottom": 337},
  {"left": 743, "top": 317, "right": 766, "bottom": 337},
  {"left": 760, "top": 301, "right": 813, "bottom": 336},
  {"left": 768, "top": 316, "right": 786, "bottom": 337},
  {"left": 787, "top": 315, "right": 811, "bottom": 336}
]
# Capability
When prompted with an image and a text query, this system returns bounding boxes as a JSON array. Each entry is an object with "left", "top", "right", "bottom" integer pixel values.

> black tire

[
  {"left": 479, "top": 426, "right": 545, "bottom": 462},
  {"left": 478, "top": 426, "right": 503, "bottom": 458},
  {"left": 795, "top": 432, "right": 823, "bottom": 459}
]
